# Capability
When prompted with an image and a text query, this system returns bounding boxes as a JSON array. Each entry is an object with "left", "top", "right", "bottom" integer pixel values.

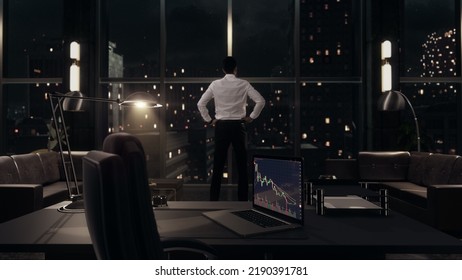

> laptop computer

[{"left": 203, "top": 155, "right": 304, "bottom": 237}]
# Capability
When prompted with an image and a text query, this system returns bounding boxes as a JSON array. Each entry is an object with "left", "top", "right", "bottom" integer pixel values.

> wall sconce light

[
  {"left": 69, "top": 41, "right": 80, "bottom": 92},
  {"left": 381, "top": 40, "right": 392, "bottom": 92},
  {"left": 70, "top": 41, "right": 80, "bottom": 60},
  {"left": 381, "top": 63, "right": 392, "bottom": 92},
  {"left": 70, "top": 62, "right": 80, "bottom": 92},
  {"left": 381, "top": 40, "right": 392, "bottom": 60}
]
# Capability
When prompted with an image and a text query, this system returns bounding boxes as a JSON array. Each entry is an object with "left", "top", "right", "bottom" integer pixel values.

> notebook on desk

[{"left": 203, "top": 155, "right": 304, "bottom": 237}]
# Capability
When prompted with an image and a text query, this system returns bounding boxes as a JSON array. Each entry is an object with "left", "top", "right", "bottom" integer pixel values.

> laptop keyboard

[{"left": 232, "top": 210, "right": 286, "bottom": 228}]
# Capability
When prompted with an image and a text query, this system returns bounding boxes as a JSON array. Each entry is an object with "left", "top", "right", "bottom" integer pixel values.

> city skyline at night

[{"left": 2, "top": 0, "right": 460, "bottom": 181}]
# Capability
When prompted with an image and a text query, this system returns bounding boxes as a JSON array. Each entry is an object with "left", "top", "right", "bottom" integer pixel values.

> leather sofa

[
  {"left": 325, "top": 151, "right": 462, "bottom": 235},
  {"left": 0, "top": 151, "right": 85, "bottom": 223}
]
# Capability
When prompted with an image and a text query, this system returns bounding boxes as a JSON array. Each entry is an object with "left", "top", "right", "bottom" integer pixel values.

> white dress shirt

[{"left": 197, "top": 74, "right": 265, "bottom": 122}]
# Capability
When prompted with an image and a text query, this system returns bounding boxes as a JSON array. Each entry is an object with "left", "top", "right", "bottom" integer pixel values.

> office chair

[{"left": 83, "top": 132, "right": 216, "bottom": 259}]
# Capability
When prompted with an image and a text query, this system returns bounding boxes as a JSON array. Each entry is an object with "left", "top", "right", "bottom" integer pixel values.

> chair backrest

[
  {"left": 101, "top": 132, "right": 164, "bottom": 259},
  {"left": 83, "top": 150, "right": 130, "bottom": 259},
  {"left": 83, "top": 133, "right": 164, "bottom": 259}
]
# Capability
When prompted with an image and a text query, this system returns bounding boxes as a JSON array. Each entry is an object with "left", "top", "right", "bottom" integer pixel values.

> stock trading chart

[{"left": 253, "top": 157, "right": 303, "bottom": 220}]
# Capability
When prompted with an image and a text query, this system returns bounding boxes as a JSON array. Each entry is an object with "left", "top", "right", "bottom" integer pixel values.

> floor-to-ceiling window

[
  {"left": 400, "top": 0, "right": 460, "bottom": 154},
  {"left": 3, "top": 1, "right": 461, "bottom": 183},
  {"left": 0, "top": 0, "right": 366, "bottom": 182},
  {"left": 299, "top": 0, "right": 362, "bottom": 177},
  {"left": 1, "top": 0, "right": 64, "bottom": 155}
]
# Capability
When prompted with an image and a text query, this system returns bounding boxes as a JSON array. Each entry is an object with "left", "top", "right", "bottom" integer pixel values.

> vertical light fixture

[
  {"left": 69, "top": 41, "right": 80, "bottom": 92},
  {"left": 381, "top": 40, "right": 392, "bottom": 92},
  {"left": 227, "top": 0, "right": 233, "bottom": 56}
]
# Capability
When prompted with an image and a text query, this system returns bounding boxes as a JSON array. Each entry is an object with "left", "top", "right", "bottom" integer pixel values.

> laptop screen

[{"left": 253, "top": 155, "right": 304, "bottom": 224}]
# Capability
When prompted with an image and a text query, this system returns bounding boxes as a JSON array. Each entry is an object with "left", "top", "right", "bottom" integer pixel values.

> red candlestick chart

[{"left": 254, "top": 161, "right": 302, "bottom": 219}]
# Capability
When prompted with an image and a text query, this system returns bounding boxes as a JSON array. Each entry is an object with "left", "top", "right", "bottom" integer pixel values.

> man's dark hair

[{"left": 222, "top": 56, "right": 237, "bottom": 73}]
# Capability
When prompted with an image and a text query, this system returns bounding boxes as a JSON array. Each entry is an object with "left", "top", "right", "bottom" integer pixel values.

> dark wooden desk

[{"left": 1, "top": 201, "right": 462, "bottom": 259}]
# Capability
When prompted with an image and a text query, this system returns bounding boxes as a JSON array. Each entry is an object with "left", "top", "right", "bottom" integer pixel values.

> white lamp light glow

[{"left": 135, "top": 101, "right": 148, "bottom": 108}]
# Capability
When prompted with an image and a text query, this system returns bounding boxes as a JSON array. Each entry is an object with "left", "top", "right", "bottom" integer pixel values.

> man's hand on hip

[{"left": 242, "top": 116, "right": 254, "bottom": 123}]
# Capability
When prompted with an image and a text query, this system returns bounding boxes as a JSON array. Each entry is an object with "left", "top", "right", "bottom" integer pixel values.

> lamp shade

[
  {"left": 377, "top": 90, "right": 406, "bottom": 111},
  {"left": 63, "top": 91, "right": 86, "bottom": 111},
  {"left": 120, "top": 91, "right": 162, "bottom": 108}
]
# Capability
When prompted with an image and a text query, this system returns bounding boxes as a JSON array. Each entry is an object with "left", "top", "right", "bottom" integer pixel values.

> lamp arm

[
  {"left": 396, "top": 91, "right": 421, "bottom": 152},
  {"left": 50, "top": 92, "right": 120, "bottom": 104}
]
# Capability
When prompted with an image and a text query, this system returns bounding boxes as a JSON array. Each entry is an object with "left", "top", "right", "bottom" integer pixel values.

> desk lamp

[{"left": 48, "top": 91, "right": 162, "bottom": 212}]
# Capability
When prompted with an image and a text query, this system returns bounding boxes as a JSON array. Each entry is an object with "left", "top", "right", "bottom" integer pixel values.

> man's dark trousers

[{"left": 210, "top": 120, "right": 249, "bottom": 201}]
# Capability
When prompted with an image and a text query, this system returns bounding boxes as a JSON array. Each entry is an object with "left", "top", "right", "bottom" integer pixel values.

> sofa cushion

[
  {"left": 0, "top": 156, "right": 20, "bottom": 184},
  {"left": 448, "top": 157, "right": 462, "bottom": 184},
  {"left": 422, "top": 154, "right": 459, "bottom": 187},
  {"left": 358, "top": 151, "right": 410, "bottom": 181},
  {"left": 37, "top": 152, "right": 62, "bottom": 184},
  {"left": 11, "top": 153, "right": 47, "bottom": 185},
  {"left": 407, "top": 152, "right": 432, "bottom": 185}
]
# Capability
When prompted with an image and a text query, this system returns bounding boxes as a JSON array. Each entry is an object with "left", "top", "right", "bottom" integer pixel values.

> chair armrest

[
  {"left": 427, "top": 184, "right": 462, "bottom": 233},
  {"left": 0, "top": 184, "right": 43, "bottom": 222}
]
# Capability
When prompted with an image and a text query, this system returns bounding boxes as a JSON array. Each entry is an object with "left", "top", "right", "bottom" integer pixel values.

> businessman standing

[{"left": 197, "top": 56, "right": 266, "bottom": 201}]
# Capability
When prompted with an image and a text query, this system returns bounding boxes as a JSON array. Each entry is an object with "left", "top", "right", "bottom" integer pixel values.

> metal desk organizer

[
  {"left": 148, "top": 178, "right": 183, "bottom": 203},
  {"left": 151, "top": 194, "right": 168, "bottom": 207},
  {"left": 312, "top": 186, "right": 389, "bottom": 216}
]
